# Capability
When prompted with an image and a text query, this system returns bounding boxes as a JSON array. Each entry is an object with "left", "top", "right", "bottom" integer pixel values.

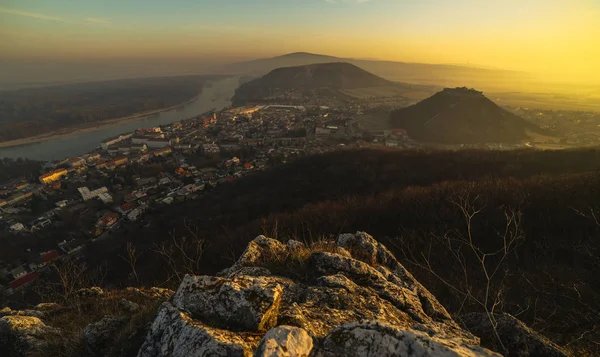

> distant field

[
  {"left": 340, "top": 85, "right": 435, "bottom": 99},
  {"left": 485, "top": 92, "right": 600, "bottom": 112}
]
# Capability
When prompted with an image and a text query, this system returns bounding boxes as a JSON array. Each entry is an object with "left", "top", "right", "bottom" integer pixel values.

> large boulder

[
  {"left": 254, "top": 325, "right": 313, "bottom": 357},
  {"left": 463, "top": 313, "right": 570, "bottom": 357},
  {"left": 0, "top": 315, "right": 58, "bottom": 357},
  {"left": 138, "top": 302, "right": 259, "bottom": 357},
  {"left": 172, "top": 275, "right": 283, "bottom": 332}
]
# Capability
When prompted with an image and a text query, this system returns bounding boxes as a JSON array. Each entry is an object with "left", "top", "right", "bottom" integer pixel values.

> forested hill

[{"left": 391, "top": 87, "right": 547, "bottom": 144}]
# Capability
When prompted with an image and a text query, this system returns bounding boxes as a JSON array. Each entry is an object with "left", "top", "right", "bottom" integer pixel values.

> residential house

[
  {"left": 58, "top": 240, "right": 84, "bottom": 255},
  {"left": 201, "top": 144, "right": 220, "bottom": 155},
  {"left": 101, "top": 133, "right": 133, "bottom": 150},
  {"left": 9, "top": 272, "right": 40, "bottom": 290},
  {"left": 96, "top": 212, "right": 119, "bottom": 229},
  {"left": 153, "top": 147, "right": 172, "bottom": 157},
  {"left": 10, "top": 266, "right": 27, "bottom": 279},
  {"left": 39, "top": 168, "right": 68, "bottom": 184},
  {"left": 40, "top": 250, "right": 60, "bottom": 265},
  {"left": 9, "top": 222, "right": 25, "bottom": 232},
  {"left": 68, "top": 157, "right": 86, "bottom": 168}
]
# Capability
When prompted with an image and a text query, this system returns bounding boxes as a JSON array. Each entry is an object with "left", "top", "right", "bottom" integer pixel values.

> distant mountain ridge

[
  {"left": 219, "top": 52, "right": 526, "bottom": 92},
  {"left": 232, "top": 62, "right": 418, "bottom": 106},
  {"left": 390, "top": 87, "right": 547, "bottom": 144},
  {"left": 245, "top": 62, "right": 391, "bottom": 89}
]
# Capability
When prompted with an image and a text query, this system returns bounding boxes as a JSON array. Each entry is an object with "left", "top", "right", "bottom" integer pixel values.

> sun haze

[{"left": 1, "top": 0, "right": 599, "bottom": 88}]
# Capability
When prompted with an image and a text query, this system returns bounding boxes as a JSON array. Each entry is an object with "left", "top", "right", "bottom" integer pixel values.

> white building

[
  {"left": 9, "top": 222, "right": 25, "bottom": 232},
  {"left": 78, "top": 186, "right": 109, "bottom": 201},
  {"left": 101, "top": 133, "right": 132, "bottom": 150},
  {"left": 127, "top": 208, "right": 142, "bottom": 221}
]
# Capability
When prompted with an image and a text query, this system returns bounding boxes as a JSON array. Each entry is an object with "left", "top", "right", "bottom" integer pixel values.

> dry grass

[
  {"left": 40, "top": 289, "right": 168, "bottom": 357},
  {"left": 256, "top": 238, "right": 349, "bottom": 281}
]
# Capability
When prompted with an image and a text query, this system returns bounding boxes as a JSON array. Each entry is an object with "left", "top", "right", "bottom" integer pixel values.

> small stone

[
  {"left": 35, "top": 303, "right": 61, "bottom": 312},
  {"left": 77, "top": 286, "right": 104, "bottom": 298},
  {"left": 254, "top": 325, "right": 313, "bottom": 357},
  {"left": 119, "top": 299, "right": 141, "bottom": 313}
]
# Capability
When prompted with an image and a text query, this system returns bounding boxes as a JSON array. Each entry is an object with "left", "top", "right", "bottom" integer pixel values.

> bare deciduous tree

[
  {"left": 35, "top": 258, "right": 91, "bottom": 304},
  {"left": 152, "top": 218, "right": 207, "bottom": 285},
  {"left": 120, "top": 241, "right": 142, "bottom": 285},
  {"left": 399, "top": 192, "right": 524, "bottom": 354}
]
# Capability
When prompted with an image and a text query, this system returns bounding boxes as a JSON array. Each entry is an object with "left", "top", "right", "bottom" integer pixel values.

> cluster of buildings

[{"left": 1, "top": 100, "right": 423, "bottom": 296}]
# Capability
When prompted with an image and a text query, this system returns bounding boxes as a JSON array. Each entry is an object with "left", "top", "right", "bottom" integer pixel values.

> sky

[{"left": 1, "top": 0, "right": 599, "bottom": 85}]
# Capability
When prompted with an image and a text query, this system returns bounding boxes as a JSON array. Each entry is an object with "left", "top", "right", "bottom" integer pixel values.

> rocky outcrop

[
  {"left": 0, "top": 315, "right": 58, "bottom": 357},
  {"left": 0, "top": 287, "right": 173, "bottom": 357},
  {"left": 138, "top": 302, "right": 261, "bottom": 357},
  {"left": 138, "top": 232, "right": 501, "bottom": 357},
  {"left": 463, "top": 313, "right": 570, "bottom": 357}
]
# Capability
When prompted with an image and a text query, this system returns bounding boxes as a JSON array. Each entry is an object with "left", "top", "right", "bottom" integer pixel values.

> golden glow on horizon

[{"left": 1, "top": 0, "right": 599, "bottom": 86}]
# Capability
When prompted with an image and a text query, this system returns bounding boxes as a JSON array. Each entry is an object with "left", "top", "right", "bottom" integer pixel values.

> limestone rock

[
  {"left": 0, "top": 315, "right": 58, "bottom": 357},
  {"left": 221, "top": 267, "right": 273, "bottom": 278},
  {"left": 84, "top": 315, "right": 128, "bottom": 353},
  {"left": 77, "top": 286, "right": 104, "bottom": 298},
  {"left": 137, "top": 232, "right": 538, "bottom": 357},
  {"left": 124, "top": 287, "right": 174, "bottom": 300},
  {"left": 0, "top": 307, "right": 45, "bottom": 318},
  {"left": 463, "top": 313, "right": 570, "bottom": 357},
  {"left": 254, "top": 325, "right": 313, "bottom": 357},
  {"left": 239, "top": 236, "right": 287, "bottom": 267},
  {"left": 338, "top": 232, "right": 454, "bottom": 322},
  {"left": 315, "top": 321, "right": 501, "bottom": 357},
  {"left": 35, "top": 302, "right": 61, "bottom": 312},
  {"left": 138, "top": 302, "right": 259, "bottom": 357},
  {"left": 0, "top": 307, "right": 13, "bottom": 317},
  {"left": 172, "top": 274, "right": 283, "bottom": 332}
]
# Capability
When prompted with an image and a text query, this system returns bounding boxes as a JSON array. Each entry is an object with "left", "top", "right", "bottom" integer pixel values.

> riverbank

[
  {"left": 0, "top": 96, "right": 201, "bottom": 149},
  {"left": 0, "top": 76, "right": 241, "bottom": 160}
]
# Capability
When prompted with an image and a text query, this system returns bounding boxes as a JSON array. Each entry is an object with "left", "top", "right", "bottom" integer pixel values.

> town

[
  {"left": 2, "top": 99, "right": 599, "bottom": 296},
  {"left": 0, "top": 102, "right": 419, "bottom": 296}
]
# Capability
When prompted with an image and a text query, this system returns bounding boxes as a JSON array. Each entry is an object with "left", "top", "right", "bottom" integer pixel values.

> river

[{"left": 0, "top": 76, "right": 241, "bottom": 161}]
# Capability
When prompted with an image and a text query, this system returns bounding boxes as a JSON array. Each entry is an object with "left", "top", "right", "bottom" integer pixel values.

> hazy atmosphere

[
  {"left": 2, "top": 0, "right": 599, "bottom": 88},
  {"left": 3, "top": 1, "right": 600, "bottom": 357}
]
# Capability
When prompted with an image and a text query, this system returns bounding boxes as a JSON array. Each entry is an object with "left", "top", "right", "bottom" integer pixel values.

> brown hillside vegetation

[{"left": 20, "top": 147, "right": 600, "bottom": 355}]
